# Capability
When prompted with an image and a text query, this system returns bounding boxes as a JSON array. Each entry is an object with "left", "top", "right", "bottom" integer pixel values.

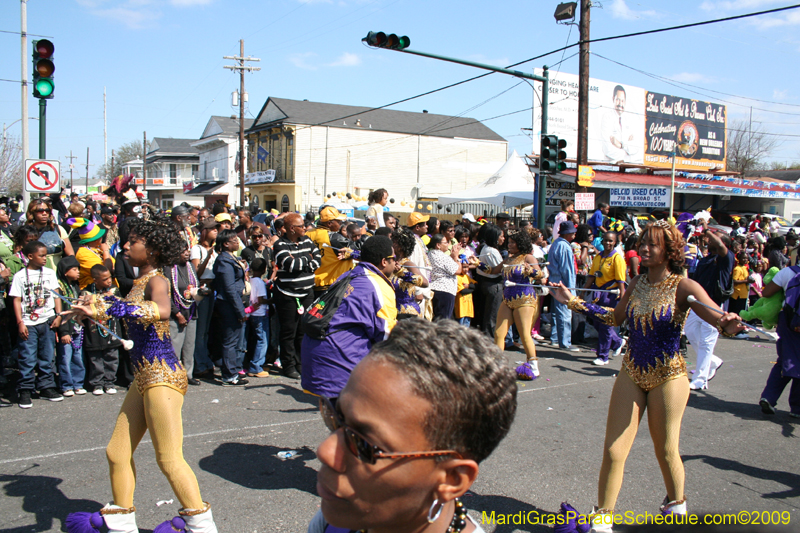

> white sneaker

[
  {"left": 660, "top": 496, "right": 687, "bottom": 515},
  {"left": 590, "top": 507, "right": 614, "bottom": 533},
  {"left": 93, "top": 388, "right": 104, "bottom": 396},
  {"left": 612, "top": 338, "right": 626, "bottom": 357},
  {"left": 75, "top": 388, "right": 87, "bottom": 395},
  {"left": 62, "top": 390, "right": 75, "bottom": 397},
  {"left": 530, "top": 360, "right": 540, "bottom": 377},
  {"left": 593, "top": 357, "right": 609, "bottom": 366},
  {"left": 708, "top": 355, "right": 724, "bottom": 381},
  {"left": 105, "top": 387, "right": 118, "bottom": 395},
  {"left": 689, "top": 379, "right": 707, "bottom": 390}
]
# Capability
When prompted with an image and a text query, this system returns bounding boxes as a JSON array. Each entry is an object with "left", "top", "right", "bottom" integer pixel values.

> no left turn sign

[{"left": 25, "top": 159, "right": 61, "bottom": 193}]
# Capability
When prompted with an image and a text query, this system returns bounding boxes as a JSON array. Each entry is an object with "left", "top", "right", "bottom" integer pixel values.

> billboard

[{"left": 533, "top": 70, "right": 726, "bottom": 172}]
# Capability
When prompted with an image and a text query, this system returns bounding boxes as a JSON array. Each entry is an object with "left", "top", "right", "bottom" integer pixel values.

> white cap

[{"left": 462, "top": 213, "right": 476, "bottom": 223}]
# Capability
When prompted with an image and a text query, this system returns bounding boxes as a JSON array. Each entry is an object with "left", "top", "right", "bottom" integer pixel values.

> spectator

[
  {"left": 81, "top": 264, "right": 122, "bottom": 395},
  {"left": 366, "top": 188, "right": 389, "bottom": 228},
  {"left": 548, "top": 221, "right": 578, "bottom": 352},
  {"left": 68, "top": 218, "right": 113, "bottom": 290},
  {"left": 55, "top": 256, "right": 86, "bottom": 397},
  {"left": 26, "top": 198, "right": 74, "bottom": 270},
  {"left": 164, "top": 243, "right": 200, "bottom": 386},
  {"left": 588, "top": 202, "right": 610, "bottom": 237},
  {"left": 473, "top": 224, "right": 505, "bottom": 336},
  {"left": 245, "top": 258, "right": 270, "bottom": 378},
  {"left": 212, "top": 229, "right": 249, "bottom": 386},
  {"left": 305, "top": 206, "right": 355, "bottom": 293},
  {"left": 427, "top": 234, "right": 463, "bottom": 320},
  {"left": 190, "top": 218, "right": 219, "bottom": 380}
]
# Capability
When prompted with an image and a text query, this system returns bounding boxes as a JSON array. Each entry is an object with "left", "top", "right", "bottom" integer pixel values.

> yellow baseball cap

[
  {"left": 214, "top": 213, "right": 233, "bottom": 223},
  {"left": 407, "top": 212, "right": 430, "bottom": 227},
  {"left": 319, "top": 206, "right": 347, "bottom": 223}
]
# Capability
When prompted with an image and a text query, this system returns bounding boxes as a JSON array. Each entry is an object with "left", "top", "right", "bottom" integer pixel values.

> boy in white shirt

[
  {"left": 245, "top": 258, "right": 270, "bottom": 377},
  {"left": 11, "top": 241, "right": 63, "bottom": 408}
]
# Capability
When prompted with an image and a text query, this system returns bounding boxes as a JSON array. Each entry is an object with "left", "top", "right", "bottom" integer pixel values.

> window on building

[
  {"left": 204, "top": 161, "right": 208, "bottom": 180},
  {"left": 192, "top": 164, "right": 198, "bottom": 177},
  {"left": 169, "top": 164, "right": 177, "bottom": 178}
]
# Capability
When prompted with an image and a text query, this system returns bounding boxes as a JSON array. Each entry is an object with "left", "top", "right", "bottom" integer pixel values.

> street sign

[
  {"left": 575, "top": 192, "right": 595, "bottom": 211},
  {"left": 25, "top": 159, "right": 60, "bottom": 193}
]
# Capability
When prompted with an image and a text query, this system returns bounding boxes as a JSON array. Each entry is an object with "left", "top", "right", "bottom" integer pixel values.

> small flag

[{"left": 257, "top": 145, "right": 268, "bottom": 162}]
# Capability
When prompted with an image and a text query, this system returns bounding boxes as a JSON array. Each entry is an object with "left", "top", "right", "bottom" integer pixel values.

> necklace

[
  {"left": 357, "top": 498, "right": 468, "bottom": 533},
  {"left": 25, "top": 267, "right": 45, "bottom": 320},
  {"left": 170, "top": 263, "right": 197, "bottom": 319}
]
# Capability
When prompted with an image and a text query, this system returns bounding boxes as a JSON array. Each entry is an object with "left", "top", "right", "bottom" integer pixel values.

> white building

[
  {"left": 143, "top": 138, "right": 200, "bottom": 209},
  {"left": 245, "top": 97, "right": 508, "bottom": 213},
  {"left": 188, "top": 116, "right": 254, "bottom": 208}
]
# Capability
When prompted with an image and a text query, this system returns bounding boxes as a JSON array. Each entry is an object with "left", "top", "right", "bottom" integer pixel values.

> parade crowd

[{"left": 3, "top": 184, "right": 799, "bottom": 533}]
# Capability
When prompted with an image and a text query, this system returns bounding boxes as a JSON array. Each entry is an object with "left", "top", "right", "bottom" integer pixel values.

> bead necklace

[
  {"left": 24, "top": 267, "right": 45, "bottom": 320},
  {"left": 170, "top": 262, "right": 197, "bottom": 320},
  {"left": 356, "top": 498, "right": 468, "bottom": 533}
]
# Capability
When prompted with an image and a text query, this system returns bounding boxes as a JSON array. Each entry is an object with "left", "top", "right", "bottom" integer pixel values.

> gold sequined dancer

[
  {"left": 65, "top": 219, "right": 218, "bottom": 533},
  {"left": 551, "top": 221, "right": 743, "bottom": 533}
]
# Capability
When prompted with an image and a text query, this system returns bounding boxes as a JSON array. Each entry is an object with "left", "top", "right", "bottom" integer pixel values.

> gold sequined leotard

[
  {"left": 502, "top": 255, "right": 543, "bottom": 310},
  {"left": 568, "top": 273, "right": 688, "bottom": 391},
  {"left": 94, "top": 270, "right": 187, "bottom": 395}
]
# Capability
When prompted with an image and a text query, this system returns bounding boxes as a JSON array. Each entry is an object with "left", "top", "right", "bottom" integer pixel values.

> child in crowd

[
  {"left": 729, "top": 251, "right": 750, "bottom": 316},
  {"left": 56, "top": 256, "right": 86, "bottom": 397},
  {"left": 749, "top": 259, "right": 766, "bottom": 311},
  {"left": 81, "top": 264, "right": 122, "bottom": 396},
  {"left": 454, "top": 270, "right": 476, "bottom": 327},
  {"left": 245, "top": 258, "right": 270, "bottom": 377},
  {"left": 11, "top": 240, "right": 62, "bottom": 408}
]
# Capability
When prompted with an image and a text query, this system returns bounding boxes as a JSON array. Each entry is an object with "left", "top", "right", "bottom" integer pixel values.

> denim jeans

[
  {"left": 192, "top": 294, "right": 215, "bottom": 373},
  {"left": 247, "top": 314, "right": 269, "bottom": 374},
  {"left": 458, "top": 317, "right": 472, "bottom": 327},
  {"left": 551, "top": 300, "right": 572, "bottom": 348},
  {"left": 56, "top": 339, "right": 85, "bottom": 391},
  {"left": 216, "top": 299, "right": 245, "bottom": 382},
  {"left": 17, "top": 322, "right": 56, "bottom": 391}
]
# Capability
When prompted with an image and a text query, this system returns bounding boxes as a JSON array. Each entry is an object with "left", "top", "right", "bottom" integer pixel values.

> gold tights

[
  {"left": 597, "top": 370, "right": 690, "bottom": 510},
  {"left": 105, "top": 385, "right": 204, "bottom": 510},
  {"left": 494, "top": 304, "right": 540, "bottom": 361}
]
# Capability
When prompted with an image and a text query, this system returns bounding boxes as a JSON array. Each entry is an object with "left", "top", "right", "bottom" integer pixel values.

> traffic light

[
  {"left": 362, "top": 31, "right": 411, "bottom": 50},
  {"left": 540, "top": 135, "right": 559, "bottom": 173},
  {"left": 556, "top": 138, "right": 568, "bottom": 172},
  {"left": 32, "top": 39, "right": 55, "bottom": 99}
]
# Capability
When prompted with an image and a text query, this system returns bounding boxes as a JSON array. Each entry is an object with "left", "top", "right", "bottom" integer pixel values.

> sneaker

[
  {"left": 18, "top": 390, "right": 32, "bottom": 409},
  {"left": 562, "top": 346, "right": 580, "bottom": 352},
  {"left": 221, "top": 377, "right": 250, "bottom": 386},
  {"left": 592, "top": 357, "right": 609, "bottom": 366},
  {"left": 247, "top": 371, "right": 271, "bottom": 378},
  {"left": 533, "top": 333, "right": 546, "bottom": 342},
  {"left": 104, "top": 387, "right": 117, "bottom": 395},
  {"left": 74, "top": 388, "right": 87, "bottom": 395},
  {"left": 689, "top": 379, "right": 707, "bottom": 391},
  {"left": 93, "top": 388, "right": 104, "bottom": 396},
  {"left": 708, "top": 356, "right": 723, "bottom": 381},
  {"left": 660, "top": 496, "right": 687, "bottom": 515},
  {"left": 760, "top": 398, "right": 776, "bottom": 415},
  {"left": 39, "top": 388, "right": 64, "bottom": 402},
  {"left": 62, "top": 389, "right": 75, "bottom": 397},
  {"left": 530, "top": 359, "right": 540, "bottom": 377},
  {"left": 612, "top": 338, "right": 626, "bottom": 358}
]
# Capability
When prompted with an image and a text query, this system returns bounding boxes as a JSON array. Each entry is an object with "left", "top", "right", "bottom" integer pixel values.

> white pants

[{"left": 684, "top": 310, "right": 723, "bottom": 386}]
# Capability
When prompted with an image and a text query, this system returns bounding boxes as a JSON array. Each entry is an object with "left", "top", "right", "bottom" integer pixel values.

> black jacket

[{"left": 81, "top": 284, "right": 122, "bottom": 351}]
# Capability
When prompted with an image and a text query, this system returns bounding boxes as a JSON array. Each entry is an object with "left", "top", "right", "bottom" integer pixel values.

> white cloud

[
  {"left": 289, "top": 52, "right": 318, "bottom": 70},
  {"left": 699, "top": 0, "right": 781, "bottom": 11},
  {"left": 773, "top": 89, "right": 790, "bottom": 100},
  {"left": 670, "top": 72, "right": 716, "bottom": 84},
  {"left": 751, "top": 9, "right": 800, "bottom": 29},
  {"left": 608, "top": 0, "right": 656, "bottom": 20},
  {"left": 170, "top": 0, "right": 214, "bottom": 5},
  {"left": 92, "top": 7, "right": 161, "bottom": 29},
  {"left": 328, "top": 52, "right": 361, "bottom": 67}
]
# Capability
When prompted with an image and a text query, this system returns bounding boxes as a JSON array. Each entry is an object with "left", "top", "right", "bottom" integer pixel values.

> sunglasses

[
  {"left": 33, "top": 209, "right": 51, "bottom": 214},
  {"left": 319, "top": 397, "right": 461, "bottom": 465}
]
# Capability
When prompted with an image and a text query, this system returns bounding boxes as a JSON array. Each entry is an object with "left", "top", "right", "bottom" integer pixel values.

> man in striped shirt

[{"left": 273, "top": 213, "right": 322, "bottom": 379}]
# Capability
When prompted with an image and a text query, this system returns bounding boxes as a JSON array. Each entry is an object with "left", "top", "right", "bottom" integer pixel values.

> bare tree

[
  {"left": 0, "top": 134, "right": 23, "bottom": 195},
  {"left": 95, "top": 139, "right": 150, "bottom": 179},
  {"left": 726, "top": 118, "right": 781, "bottom": 177}
]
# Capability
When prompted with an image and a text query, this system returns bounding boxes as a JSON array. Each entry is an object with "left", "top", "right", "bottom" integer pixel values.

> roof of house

[
  {"left": 201, "top": 116, "right": 256, "bottom": 139},
  {"left": 752, "top": 169, "right": 800, "bottom": 182},
  {"left": 148, "top": 137, "right": 200, "bottom": 156},
  {"left": 250, "top": 97, "right": 506, "bottom": 142}
]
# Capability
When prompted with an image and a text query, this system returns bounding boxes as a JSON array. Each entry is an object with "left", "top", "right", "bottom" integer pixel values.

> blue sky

[{"left": 2, "top": 0, "right": 800, "bottom": 178}]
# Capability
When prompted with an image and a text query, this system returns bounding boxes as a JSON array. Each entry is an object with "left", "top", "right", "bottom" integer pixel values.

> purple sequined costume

[
  {"left": 502, "top": 255, "right": 543, "bottom": 309},
  {"left": 94, "top": 270, "right": 187, "bottom": 395},
  {"left": 391, "top": 259, "right": 427, "bottom": 317},
  {"left": 567, "top": 273, "right": 688, "bottom": 391}
]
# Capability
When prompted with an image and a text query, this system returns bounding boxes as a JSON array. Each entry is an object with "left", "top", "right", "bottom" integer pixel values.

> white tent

[{"left": 438, "top": 150, "right": 536, "bottom": 208}]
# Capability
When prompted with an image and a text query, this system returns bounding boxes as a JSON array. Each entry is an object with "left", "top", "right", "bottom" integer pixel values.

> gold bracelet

[{"left": 716, "top": 318, "right": 736, "bottom": 338}]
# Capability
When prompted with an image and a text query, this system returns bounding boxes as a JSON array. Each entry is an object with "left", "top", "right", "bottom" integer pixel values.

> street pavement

[{"left": 1, "top": 331, "right": 798, "bottom": 532}]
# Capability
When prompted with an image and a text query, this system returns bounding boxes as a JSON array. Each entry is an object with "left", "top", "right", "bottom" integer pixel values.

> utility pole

[
  {"left": 104, "top": 87, "right": 108, "bottom": 179},
  {"left": 577, "top": 0, "right": 591, "bottom": 167},
  {"left": 66, "top": 150, "right": 77, "bottom": 190},
  {"left": 224, "top": 40, "right": 260, "bottom": 207},
  {"left": 142, "top": 131, "right": 147, "bottom": 192},
  {"left": 85, "top": 147, "right": 89, "bottom": 196},
  {"left": 21, "top": 0, "right": 29, "bottom": 207},
  {"left": 111, "top": 149, "right": 115, "bottom": 180}
]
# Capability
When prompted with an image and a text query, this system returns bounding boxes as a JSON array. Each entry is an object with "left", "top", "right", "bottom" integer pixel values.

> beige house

[{"left": 245, "top": 97, "right": 507, "bottom": 213}]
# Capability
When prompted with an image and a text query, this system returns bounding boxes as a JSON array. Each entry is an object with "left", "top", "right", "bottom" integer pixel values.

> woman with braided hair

[
  {"left": 65, "top": 218, "right": 217, "bottom": 533},
  {"left": 551, "top": 220, "right": 743, "bottom": 532}
]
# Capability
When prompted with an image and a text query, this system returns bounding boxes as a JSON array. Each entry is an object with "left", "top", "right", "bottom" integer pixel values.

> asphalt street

[{"left": 1, "top": 331, "right": 798, "bottom": 533}]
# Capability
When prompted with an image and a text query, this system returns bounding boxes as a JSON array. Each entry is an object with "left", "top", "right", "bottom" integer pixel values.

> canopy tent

[{"left": 438, "top": 151, "right": 536, "bottom": 208}]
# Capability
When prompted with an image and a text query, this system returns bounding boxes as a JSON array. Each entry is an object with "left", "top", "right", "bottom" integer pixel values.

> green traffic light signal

[
  {"left": 362, "top": 31, "right": 410, "bottom": 50},
  {"left": 556, "top": 138, "right": 568, "bottom": 171},
  {"left": 32, "top": 39, "right": 55, "bottom": 100}
]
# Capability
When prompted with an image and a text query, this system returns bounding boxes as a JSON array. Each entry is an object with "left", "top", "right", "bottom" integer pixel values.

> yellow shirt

[
  {"left": 75, "top": 246, "right": 115, "bottom": 290},
  {"left": 589, "top": 250, "right": 626, "bottom": 288},
  {"left": 455, "top": 274, "right": 476, "bottom": 319},
  {"left": 305, "top": 227, "right": 354, "bottom": 290},
  {"left": 732, "top": 264, "right": 749, "bottom": 300}
]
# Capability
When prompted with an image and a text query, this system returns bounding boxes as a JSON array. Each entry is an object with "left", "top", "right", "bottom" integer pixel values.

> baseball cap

[
  {"left": 201, "top": 218, "right": 220, "bottom": 230},
  {"left": 407, "top": 212, "right": 431, "bottom": 227},
  {"left": 215, "top": 213, "right": 233, "bottom": 224},
  {"left": 462, "top": 213, "right": 476, "bottom": 223},
  {"left": 319, "top": 206, "right": 347, "bottom": 223},
  {"left": 559, "top": 221, "right": 577, "bottom": 235}
]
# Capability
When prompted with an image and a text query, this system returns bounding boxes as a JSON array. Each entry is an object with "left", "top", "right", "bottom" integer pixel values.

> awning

[{"left": 186, "top": 182, "right": 225, "bottom": 196}]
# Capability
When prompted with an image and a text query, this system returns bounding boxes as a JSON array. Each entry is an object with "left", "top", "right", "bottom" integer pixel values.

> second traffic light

[
  {"left": 32, "top": 39, "right": 55, "bottom": 99},
  {"left": 540, "top": 135, "right": 568, "bottom": 173},
  {"left": 362, "top": 31, "right": 410, "bottom": 50}
]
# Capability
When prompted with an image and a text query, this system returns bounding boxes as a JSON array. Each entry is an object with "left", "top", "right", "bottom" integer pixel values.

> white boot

[
  {"left": 181, "top": 502, "right": 218, "bottom": 533},
  {"left": 589, "top": 506, "right": 613, "bottom": 533},
  {"left": 101, "top": 504, "right": 139, "bottom": 533},
  {"left": 530, "top": 360, "right": 540, "bottom": 377},
  {"left": 660, "top": 496, "right": 687, "bottom": 515}
]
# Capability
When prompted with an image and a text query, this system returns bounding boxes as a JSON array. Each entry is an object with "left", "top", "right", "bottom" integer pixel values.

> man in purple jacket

[{"left": 301, "top": 236, "right": 398, "bottom": 399}]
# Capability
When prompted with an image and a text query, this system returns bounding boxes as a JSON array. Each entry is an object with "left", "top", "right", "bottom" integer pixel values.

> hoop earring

[{"left": 427, "top": 498, "right": 443, "bottom": 524}]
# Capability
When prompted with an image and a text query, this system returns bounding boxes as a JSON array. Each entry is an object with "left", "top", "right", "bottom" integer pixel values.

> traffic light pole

[
  {"left": 391, "top": 48, "right": 550, "bottom": 229},
  {"left": 38, "top": 98, "right": 45, "bottom": 159}
]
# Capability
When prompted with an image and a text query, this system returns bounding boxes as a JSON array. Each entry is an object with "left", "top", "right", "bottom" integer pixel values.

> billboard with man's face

[{"left": 533, "top": 70, "right": 726, "bottom": 172}]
